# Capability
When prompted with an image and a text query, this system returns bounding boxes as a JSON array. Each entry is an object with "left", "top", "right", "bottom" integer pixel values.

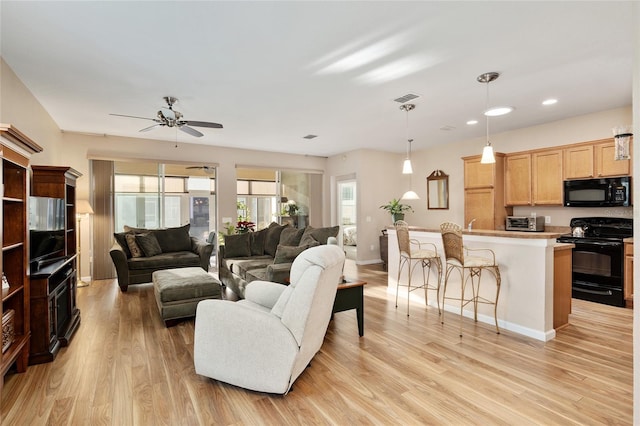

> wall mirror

[{"left": 427, "top": 170, "right": 449, "bottom": 210}]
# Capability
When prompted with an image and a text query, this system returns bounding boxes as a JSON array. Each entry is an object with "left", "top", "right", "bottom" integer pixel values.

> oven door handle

[
  {"left": 574, "top": 287, "right": 613, "bottom": 296},
  {"left": 576, "top": 241, "right": 622, "bottom": 248}
]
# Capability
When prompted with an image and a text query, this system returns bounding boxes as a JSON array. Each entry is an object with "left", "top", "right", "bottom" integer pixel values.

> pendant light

[
  {"left": 400, "top": 103, "right": 415, "bottom": 174},
  {"left": 399, "top": 103, "right": 419, "bottom": 200},
  {"left": 477, "top": 72, "right": 500, "bottom": 164}
]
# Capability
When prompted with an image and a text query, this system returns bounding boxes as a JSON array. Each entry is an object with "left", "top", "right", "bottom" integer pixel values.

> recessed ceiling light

[
  {"left": 484, "top": 106, "right": 514, "bottom": 117},
  {"left": 466, "top": 120, "right": 478, "bottom": 125},
  {"left": 542, "top": 98, "right": 558, "bottom": 106}
]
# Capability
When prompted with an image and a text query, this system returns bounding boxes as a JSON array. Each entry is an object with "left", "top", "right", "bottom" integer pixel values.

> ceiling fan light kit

[{"left": 110, "top": 96, "right": 223, "bottom": 138}]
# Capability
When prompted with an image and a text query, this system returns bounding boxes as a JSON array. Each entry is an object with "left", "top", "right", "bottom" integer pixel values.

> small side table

[{"left": 333, "top": 279, "right": 366, "bottom": 336}]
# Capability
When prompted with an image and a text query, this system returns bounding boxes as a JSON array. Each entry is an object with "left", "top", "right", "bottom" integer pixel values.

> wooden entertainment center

[{"left": 29, "top": 166, "right": 81, "bottom": 365}]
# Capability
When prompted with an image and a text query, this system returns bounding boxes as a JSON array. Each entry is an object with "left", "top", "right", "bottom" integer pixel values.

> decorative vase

[{"left": 392, "top": 213, "right": 404, "bottom": 223}]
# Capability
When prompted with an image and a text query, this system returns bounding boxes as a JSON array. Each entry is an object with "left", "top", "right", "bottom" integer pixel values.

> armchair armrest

[
  {"left": 464, "top": 247, "right": 497, "bottom": 265},
  {"left": 266, "top": 262, "right": 293, "bottom": 284},
  {"left": 244, "top": 280, "right": 287, "bottom": 310},
  {"left": 191, "top": 237, "right": 214, "bottom": 271},
  {"left": 410, "top": 239, "right": 438, "bottom": 254}
]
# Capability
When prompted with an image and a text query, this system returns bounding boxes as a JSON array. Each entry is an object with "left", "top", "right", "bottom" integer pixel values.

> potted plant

[{"left": 380, "top": 198, "right": 414, "bottom": 223}]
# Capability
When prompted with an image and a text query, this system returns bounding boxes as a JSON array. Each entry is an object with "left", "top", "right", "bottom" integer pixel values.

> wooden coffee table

[{"left": 333, "top": 279, "right": 366, "bottom": 336}]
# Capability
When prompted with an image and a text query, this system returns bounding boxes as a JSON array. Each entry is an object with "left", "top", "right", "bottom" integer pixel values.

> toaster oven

[{"left": 506, "top": 216, "right": 545, "bottom": 232}]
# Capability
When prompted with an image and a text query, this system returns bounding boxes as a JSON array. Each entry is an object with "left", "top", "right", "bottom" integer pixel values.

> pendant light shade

[
  {"left": 481, "top": 144, "right": 495, "bottom": 164},
  {"left": 401, "top": 190, "right": 420, "bottom": 200},
  {"left": 477, "top": 72, "right": 501, "bottom": 164},
  {"left": 402, "top": 158, "right": 413, "bottom": 174}
]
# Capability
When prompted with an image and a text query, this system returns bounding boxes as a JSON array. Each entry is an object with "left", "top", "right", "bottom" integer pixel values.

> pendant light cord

[{"left": 485, "top": 81, "right": 490, "bottom": 145}]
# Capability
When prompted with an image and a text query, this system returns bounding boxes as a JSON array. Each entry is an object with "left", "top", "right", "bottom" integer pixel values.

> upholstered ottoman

[{"left": 152, "top": 267, "right": 222, "bottom": 327}]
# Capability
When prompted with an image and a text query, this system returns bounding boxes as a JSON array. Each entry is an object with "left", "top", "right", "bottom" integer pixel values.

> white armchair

[{"left": 194, "top": 244, "right": 345, "bottom": 394}]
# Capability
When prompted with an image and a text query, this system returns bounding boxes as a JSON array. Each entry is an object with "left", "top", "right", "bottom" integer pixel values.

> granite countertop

[
  {"left": 387, "top": 226, "right": 565, "bottom": 239},
  {"left": 624, "top": 237, "right": 633, "bottom": 243}
]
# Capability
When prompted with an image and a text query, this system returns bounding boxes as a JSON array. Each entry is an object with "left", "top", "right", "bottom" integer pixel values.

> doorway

[{"left": 337, "top": 178, "right": 357, "bottom": 261}]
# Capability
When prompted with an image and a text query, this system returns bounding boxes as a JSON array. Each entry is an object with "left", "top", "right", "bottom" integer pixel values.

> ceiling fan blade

[
  {"left": 179, "top": 125, "right": 204, "bottom": 137},
  {"left": 183, "top": 120, "right": 223, "bottom": 129},
  {"left": 110, "top": 113, "right": 157, "bottom": 121},
  {"left": 139, "top": 124, "right": 163, "bottom": 132}
]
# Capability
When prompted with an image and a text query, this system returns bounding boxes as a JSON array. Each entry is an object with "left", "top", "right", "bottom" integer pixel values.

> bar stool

[
  {"left": 439, "top": 222, "right": 501, "bottom": 336},
  {"left": 394, "top": 220, "right": 442, "bottom": 316}
]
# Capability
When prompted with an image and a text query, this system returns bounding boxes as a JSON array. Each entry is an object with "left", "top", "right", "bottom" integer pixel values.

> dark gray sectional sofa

[
  {"left": 110, "top": 224, "right": 213, "bottom": 292},
  {"left": 218, "top": 222, "right": 339, "bottom": 298}
]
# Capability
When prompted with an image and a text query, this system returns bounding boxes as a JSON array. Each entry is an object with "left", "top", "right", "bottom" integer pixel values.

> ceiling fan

[
  {"left": 186, "top": 165, "right": 215, "bottom": 174},
  {"left": 110, "top": 96, "right": 223, "bottom": 137}
]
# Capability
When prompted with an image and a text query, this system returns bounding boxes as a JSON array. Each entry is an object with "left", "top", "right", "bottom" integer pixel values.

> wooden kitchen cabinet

[
  {"left": 463, "top": 153, "right": 512, "bottom": 230},
  {"left": 595, "top": 140, "right": 631, "bottom": 177},
  {"left": 504, "top": 153, "right": 531, "bottom": 205},
  {"left": 504, "top": 148, "right": 563, "bottom": 206},
  {"left": 532, "top": 149, "right": 563, "bottom": 205},
  {"left": 554, "top": 244, "right": 573, "bottom": 329},
  {"left": 624, "top": 240, "right": 633, "bottom": 308},
  {"left": 464, "top": 156, "right": 495, "bottom": 189},
  {"left": 564, "top": 138, "right": 632, "bottom": 180},
  {"left": 564, "top": 145, "right": 594, "bottom": 179}
]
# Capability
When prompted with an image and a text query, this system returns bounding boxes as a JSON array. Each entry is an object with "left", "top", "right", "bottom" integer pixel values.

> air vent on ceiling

[
  {"left": 394, "top": 93, "right": 420, "bottom": 103},
  {"left": 440, "top": 125, "right": 456, "bottom": 131},
  {"left": 303, "top": 134, "right": 318, "bottom": 140}
]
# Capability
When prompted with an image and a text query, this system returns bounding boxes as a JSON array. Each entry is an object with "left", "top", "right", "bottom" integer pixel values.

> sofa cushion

[
  {"left": 224, "top": 233, "right": 252, "bottom": 258},
  {"left": 153, "top": 224, "right": 192, "bottom": 252},
  {"left": 222, "top": 257, "right": 273, "bottom": 279},
  {"left": 125, "top": 233, "right": 144, "bottom": 258},
  {"left": 279, "top": 227, "right": 305, "bottom": 246},
  {"left": 299, "top": 225, "right": 340, "bottom": 246},
  {"left": 274, "top": 244, "right": 311, "bottom": 264},
  {"left": 250, "top": 228, "right": 268, "bottom": 256},
  {"left": 127, "top": 251, "right": 201, "bottom": 270},
  {"left": 114, "top": 232, "right": 132, "bottom": 258},
  {"left": 264, "top": 222, "right": 286, "bottom": 256},
  {"left": 136, "top": 232, "right": 162, "bottom": 257}
]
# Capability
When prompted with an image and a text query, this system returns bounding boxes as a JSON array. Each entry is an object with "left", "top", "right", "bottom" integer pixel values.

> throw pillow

[
  {"left": 279, "top": 226, "right": 305, "bottom": 246},
  {"left": 154, "top": 224, "right": 192, "bottom": 252},
  {"left": 123, "top": 225, "right": 147, "bottom": 233},
  {"left": 113, "top": 232, "right": 132, "bottom": 258},
  {"left": 273, "top": 244, "right": 309, "bottom": 264},
  {"left": 224, "top": 233, "right": 252, "bottom": 258},
  {"left": 135, "top": 232, "right": 162, "bottom": 257},
  {"left": 250, "top": 228, "right": 268, "bottom": 256},
  {"left": 300, "top": 225, "right": 340, "bottom": 246},
  {"left": 125, "top": 233, "right": 144, "bottom": 258},
  {"left": 264, "top": 222, "right": 286, "bottom": 257}
]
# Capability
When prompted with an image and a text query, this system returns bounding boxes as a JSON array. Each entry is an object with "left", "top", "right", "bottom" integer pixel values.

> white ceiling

[{"left": 0, "top": 1, "right": 634, "bottom": 157}]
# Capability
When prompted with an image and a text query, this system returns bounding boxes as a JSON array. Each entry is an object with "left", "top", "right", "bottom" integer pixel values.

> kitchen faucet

[{"left": 468, "top": 218, "right": 476, "bottom": 231}]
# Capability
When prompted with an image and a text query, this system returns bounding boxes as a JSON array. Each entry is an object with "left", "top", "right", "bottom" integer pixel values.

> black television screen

[{"left": 29, "top": 196, "right": 66, "bottom": 263}]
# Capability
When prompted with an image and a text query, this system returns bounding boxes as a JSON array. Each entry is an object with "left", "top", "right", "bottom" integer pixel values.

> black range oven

[{"left": 557, "top": 217, "right": 632, "bottom": 307}]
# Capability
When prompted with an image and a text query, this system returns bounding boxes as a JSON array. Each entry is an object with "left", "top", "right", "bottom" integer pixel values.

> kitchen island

[{"left": 387, "top": 227, "right": 566, "bottom": 341}]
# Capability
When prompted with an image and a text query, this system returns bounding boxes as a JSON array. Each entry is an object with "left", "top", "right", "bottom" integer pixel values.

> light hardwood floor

[{"left": 1, "top": 261, "right": 633, "bottom": 425}]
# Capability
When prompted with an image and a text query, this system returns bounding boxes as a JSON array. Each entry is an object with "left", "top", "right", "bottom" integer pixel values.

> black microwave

[{"left": 564, "top": 176, "right": 631, "bottom": 207}]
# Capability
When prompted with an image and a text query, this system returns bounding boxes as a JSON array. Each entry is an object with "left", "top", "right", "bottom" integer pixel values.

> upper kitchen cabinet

[
  {"left": 464, "top": 155, "right": 496, "bottom": 189},
  {"left": 564, "top": 145, "right": 594, "bottom": 179},
  {"left": 504, "top": 153, "right": 532, "bottom": 205},
  {"left": 532, "top": 149, "right": 563, "bottom": 205},
  {"left": 463, "top": 153, "right": 512, "bottom": 230},
  {"left": 505, "top": 148, "right": 563, "bottom": 206},
  {"left": 595, "top": 139, "right": 631, "bottom": 177},
  {"left": 564, "top": 138, "right": 632, "bottom": 180}
]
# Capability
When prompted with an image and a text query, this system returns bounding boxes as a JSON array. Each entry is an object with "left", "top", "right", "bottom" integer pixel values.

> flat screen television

[{"left": 29, "top": 196, "right": 66, "bottom": 267}]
